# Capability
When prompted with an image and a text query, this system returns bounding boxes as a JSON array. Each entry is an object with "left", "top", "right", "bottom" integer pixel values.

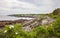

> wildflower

[
  {"left": 4, "top": 30, "right": 7, "bottom": 33},
  {"left": 9, "top": 25, "right": 14, "bottom": 29},
  {"left": 15, "top": 32, "right": 18, "bottom": 35}
]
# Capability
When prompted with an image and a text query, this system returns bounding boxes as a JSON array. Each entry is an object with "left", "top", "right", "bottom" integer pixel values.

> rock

[
  {"left": 23, "top": 26, "right": 32, "bottom": 32},
  {"left": 41, "top": 16, "right": 55, "bottom": 25}
]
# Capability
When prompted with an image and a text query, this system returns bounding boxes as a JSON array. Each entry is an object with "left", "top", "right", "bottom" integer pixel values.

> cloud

[
  {"left": 0, "top": 0, "right": 37, "bottom": 9},
  {"left": 0, "top": 0, "right": 38, "bottom": 15},
  {"left": 0, "top": 0, "right": 60, "bottom": 15}
]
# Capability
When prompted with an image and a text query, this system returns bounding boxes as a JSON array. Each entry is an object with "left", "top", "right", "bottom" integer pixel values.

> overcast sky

[{"left": 0, "top": 0, "right": 60, "bottom": 15}]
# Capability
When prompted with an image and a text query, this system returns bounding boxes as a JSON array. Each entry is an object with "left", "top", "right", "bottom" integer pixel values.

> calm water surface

[{"left": 0, "top": 15, "right": 34, "bottom": 21}]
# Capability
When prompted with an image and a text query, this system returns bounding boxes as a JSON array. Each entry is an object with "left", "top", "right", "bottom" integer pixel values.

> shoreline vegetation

[{"left": 0, "top": 8, "right": 60, "bottom": 38}]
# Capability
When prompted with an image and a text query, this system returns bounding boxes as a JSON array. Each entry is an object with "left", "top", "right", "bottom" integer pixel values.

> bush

[
  {"left": 0, "top": 18, "right": 60, "bottom": 38},
  {"left": 52, "top": 17, "right": 60, "bottom": 38},
  {"left": 52, "top": 8, "right": 60, "bottom": 15}
]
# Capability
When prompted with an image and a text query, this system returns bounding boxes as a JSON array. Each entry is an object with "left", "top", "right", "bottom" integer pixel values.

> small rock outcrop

[{"left": 41, "top": 16, "right": 55, "bottom": 25}]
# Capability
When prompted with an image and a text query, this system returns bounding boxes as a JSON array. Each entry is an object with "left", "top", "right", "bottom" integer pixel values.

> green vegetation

[
  {"left": 0, "top": 17, "right": 60, "bottom": 38},
  {"left": 0, "top": 8, "right": 60, "bottom": 38},
  {"left": 52, "top": 8, "right": 60, "bottom": 15},
  {"left": 49, "top": 8, "right": 60, "bottom": 18}
]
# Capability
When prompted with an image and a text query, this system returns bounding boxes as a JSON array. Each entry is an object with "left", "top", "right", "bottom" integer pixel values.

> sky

[{"left": 0, "top": 0, "right": 60, "bottom": 15}]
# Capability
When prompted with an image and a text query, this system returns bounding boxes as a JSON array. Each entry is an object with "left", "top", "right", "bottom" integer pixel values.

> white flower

[
  {"left": 15, "top": 32, "right": 18, "bottom": 35},
  {"left": 4, "top": 30, "right": 7, "bottom": 33},
  {"left": 9, "top": 25, "right": 14, "bottom": 29}
]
